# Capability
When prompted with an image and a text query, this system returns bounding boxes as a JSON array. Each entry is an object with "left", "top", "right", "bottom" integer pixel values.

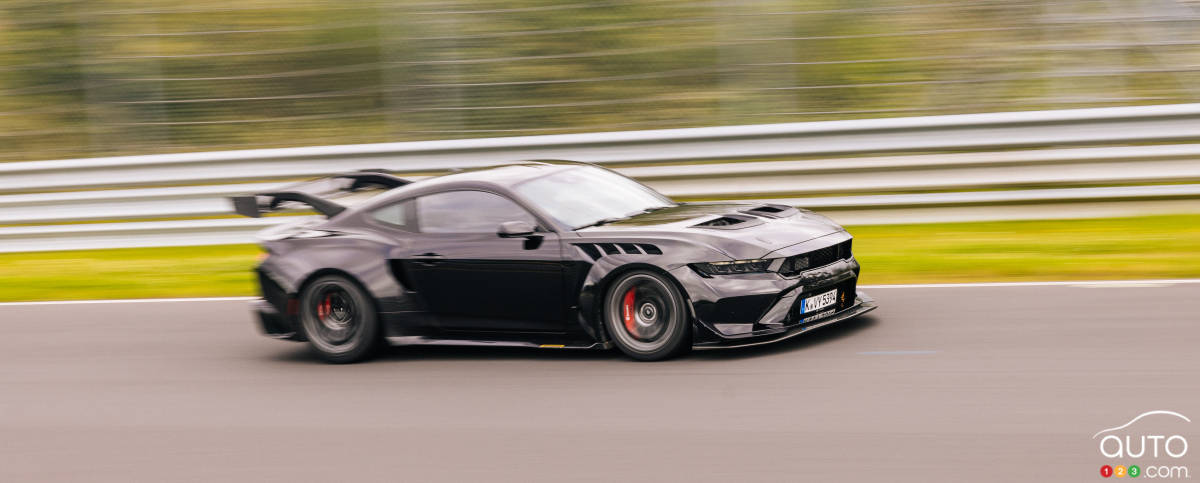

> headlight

[{"left": 690, "top": 259, "right": 774, "bottom": 276}]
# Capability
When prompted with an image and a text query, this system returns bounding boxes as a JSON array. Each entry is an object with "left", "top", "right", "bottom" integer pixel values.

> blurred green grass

[
  {"left": 1, "top": 214, "right": 1197, "bottom": 302},
  {"left": 0, "top": 245, "right": 261, "bottom": 302},
  {"left": 851, "top": 215, "right": 1200, "bottom": 284}
]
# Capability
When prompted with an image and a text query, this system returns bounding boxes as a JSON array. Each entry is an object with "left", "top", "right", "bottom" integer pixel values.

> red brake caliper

[
  {"left": 318, "top": 296, "right": 330, "bottom": 320},
  {"left": 622, "top": 287, "right": 637, "bottom": 335}
]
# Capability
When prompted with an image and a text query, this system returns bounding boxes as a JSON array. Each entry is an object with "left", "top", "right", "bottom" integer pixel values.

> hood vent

[
  {"left": 692, "top": 214, "right": 763, "bottom": 230},
  {"left": 699, "top": 216, "right": 743, "bottom": 227},
  {"left": 739, "top": 204, "right": 798, "bottom": 219}
]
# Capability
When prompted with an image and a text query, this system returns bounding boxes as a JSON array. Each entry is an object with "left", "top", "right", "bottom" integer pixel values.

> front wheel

[
  {"left": 603, "top": 270, "right": 691, "bottom": 361},
  {"left": 298, "top": 275, "right": 381, "bottom": 363}
]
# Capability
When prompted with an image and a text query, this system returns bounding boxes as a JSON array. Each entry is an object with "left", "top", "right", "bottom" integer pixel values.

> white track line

[{"left": 1, "top": 279, "right": 1197, "bottom": 306}]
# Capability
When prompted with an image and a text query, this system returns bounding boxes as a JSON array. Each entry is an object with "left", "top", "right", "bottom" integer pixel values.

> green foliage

[{"left": 2, "top": 0, "right": 1197, "bottom": 161}]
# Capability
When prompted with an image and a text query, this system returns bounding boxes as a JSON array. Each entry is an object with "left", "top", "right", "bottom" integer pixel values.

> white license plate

[{"left": 801, "top": 289, "right": 838, "bottom": 313}]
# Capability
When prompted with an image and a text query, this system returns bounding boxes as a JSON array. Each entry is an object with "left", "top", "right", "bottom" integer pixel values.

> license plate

[{"left": 801, "top": 289, "right": 837, "bottom": 314}]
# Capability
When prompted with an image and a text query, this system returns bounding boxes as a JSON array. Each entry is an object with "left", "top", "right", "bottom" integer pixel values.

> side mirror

[{"left": 498, "top": 220, "right": 537, "bottom": 238}]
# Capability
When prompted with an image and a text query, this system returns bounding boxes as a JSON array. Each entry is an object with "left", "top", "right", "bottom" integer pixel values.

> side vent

[
  {"left": 575, "top": 244, "right": 602, "bottom": 261},
  {"left": 573, "top": 243, "right": 662, "bottom": 260},
  {"left": 636, "top": 243, "right": 662, "bottom": 255}
]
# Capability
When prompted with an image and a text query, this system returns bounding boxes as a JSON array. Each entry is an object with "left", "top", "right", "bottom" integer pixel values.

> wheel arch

[
  {"left": 296, "top": 268, "right": 379, "bottom": 313},
  {"left": 588, "top": 262, "right": 693, "bottom": 343}
]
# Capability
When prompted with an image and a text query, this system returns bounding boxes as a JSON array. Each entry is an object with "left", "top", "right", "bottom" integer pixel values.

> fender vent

[
  {"left": 573, "top": 243, "right": 662, "bottom": 260},
  {"left": 575, "top": 244, "right": 602, "bottom": 260},
  {"left": 637, "top": 243, "right": 662, "bottom": 255}
]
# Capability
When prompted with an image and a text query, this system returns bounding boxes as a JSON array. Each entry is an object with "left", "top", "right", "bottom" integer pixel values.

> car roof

[
  {"left": 359, "top": 161, "right": 588, "bottom": 208},
  {"left": 424, "top": 161, "right": 582, "bottom": 186}
]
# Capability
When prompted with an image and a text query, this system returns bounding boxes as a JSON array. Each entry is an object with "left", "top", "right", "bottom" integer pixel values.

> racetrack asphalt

[{"left": 1, "top": 282, "right": 1197, "bottom": 482}]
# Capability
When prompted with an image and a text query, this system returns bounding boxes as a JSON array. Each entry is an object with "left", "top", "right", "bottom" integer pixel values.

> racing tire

[
  {"left": 603, "top": 270, "right": 691, "bottom": 361},
  {"left": 298, "top": 275, "right": 382, "bottom": 363}
]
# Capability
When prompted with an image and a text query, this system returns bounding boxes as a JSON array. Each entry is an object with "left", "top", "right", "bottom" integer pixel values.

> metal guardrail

[
  {"left": 3, "top": 184, "right": 1198, "bottom": 253},
  {"left": 2, "top": 103, "right": 1200, "bottom": 252}
]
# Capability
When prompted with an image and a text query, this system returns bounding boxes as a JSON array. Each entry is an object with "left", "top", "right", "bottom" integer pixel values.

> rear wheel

[
  {"left": 298, "top": 275, "right": 381, "bottom": 363},
  {"left": 603, "top": 270, "right": 690, "bottom": 361}
]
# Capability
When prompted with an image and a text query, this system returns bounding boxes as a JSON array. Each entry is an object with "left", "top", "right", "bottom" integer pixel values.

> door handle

[{"left": 412, "top": 253, "right": 443, "bottom": 266}]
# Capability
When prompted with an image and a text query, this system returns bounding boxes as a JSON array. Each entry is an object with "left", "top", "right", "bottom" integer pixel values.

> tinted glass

[
  {"left": 417, "top": 190, "right": 536, "bottom": 233},
  {"left": 370, "top": 200, "right": 410, "bottom": 228},
  {"left": 513, "top": 166, "right": 674, "bottom": 229}
]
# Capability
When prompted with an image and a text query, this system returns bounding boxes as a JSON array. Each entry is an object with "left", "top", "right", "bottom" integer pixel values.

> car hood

[{"left": 576, "top": 202, "right": 845, "bottom": 259}]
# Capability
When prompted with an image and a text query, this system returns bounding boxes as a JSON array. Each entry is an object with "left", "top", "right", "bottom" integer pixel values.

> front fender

[{"left": 569, "top": 237, "right": 730, "bottom": 341}]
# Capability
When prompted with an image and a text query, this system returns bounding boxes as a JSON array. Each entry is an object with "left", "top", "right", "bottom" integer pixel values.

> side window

[
  {"left": 370, "top": 200, "right": 412, "bottom": 229},
  {"left": 417, "top": 190, "right": 536, "bottom": 234}
]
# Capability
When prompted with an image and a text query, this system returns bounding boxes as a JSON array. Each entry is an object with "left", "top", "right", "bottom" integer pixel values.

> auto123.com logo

[{"left": 1095, "top": 411, "right": 1191, "bottom": 479}]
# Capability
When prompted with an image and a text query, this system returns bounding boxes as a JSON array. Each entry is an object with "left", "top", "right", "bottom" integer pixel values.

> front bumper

[
  {"left": 692, "top": 290, "right": 876, "bottom": 349},
  {"left": 675, "top": 255, "right": 877, "bottom": 348}
]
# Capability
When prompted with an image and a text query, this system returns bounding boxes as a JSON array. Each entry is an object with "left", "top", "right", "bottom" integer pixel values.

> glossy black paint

[
  {"left": 393, "top": 231, "right": 566, "bottom": 331},
  {"left": 248, "top": 162, "right": 876, "bottom": 350}
]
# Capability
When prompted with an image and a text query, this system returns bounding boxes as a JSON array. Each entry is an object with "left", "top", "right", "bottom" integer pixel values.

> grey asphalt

[{"left": 1, "top": 282, "right": 1197, "bottom": 482}]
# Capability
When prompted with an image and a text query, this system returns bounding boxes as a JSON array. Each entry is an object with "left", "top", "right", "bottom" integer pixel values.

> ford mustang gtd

[{"left": 233, "top": 162, "right": 876, "bottom": 363}]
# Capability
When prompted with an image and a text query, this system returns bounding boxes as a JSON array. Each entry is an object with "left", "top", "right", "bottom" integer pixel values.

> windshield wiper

[
  {"left": 636, "top": 205, "right": 672, "bottom": 215},
  {"left": 574, "top": 217, "right": 627, "bottom": 230},
  {"left": 574, "top": 206, "right": 673, "bottom": 230}
]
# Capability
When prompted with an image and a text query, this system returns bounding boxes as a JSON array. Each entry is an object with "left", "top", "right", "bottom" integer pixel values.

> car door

[{"left": 391, "top": 190, "right": 567, "bottom": 333}]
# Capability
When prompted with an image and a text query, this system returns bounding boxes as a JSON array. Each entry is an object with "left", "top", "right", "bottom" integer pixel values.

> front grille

[
  {"left": 779, "top": 239, "right": 852, "bottom": 276},
  {"left": 787, "top": 278, "right": 857, "bottom": 325}
]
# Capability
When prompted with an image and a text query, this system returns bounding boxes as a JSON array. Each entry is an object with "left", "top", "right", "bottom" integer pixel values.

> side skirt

[{"left": 385, "top": 335, "right": 612, "bottom": 350}]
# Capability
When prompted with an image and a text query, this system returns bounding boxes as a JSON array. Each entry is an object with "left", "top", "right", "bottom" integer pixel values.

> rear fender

[{"left": 258, "top": 236, "right": 410, "bottom": 313}]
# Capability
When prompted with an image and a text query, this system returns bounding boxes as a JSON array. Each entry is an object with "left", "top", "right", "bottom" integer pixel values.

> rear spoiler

[{"left": 230, "top": 170, "right": 410, "bottom": 218}]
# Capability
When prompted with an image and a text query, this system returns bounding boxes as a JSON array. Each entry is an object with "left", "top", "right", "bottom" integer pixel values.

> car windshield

[{"left": 514, "top": 166, "right": 675, "bottom": 229}]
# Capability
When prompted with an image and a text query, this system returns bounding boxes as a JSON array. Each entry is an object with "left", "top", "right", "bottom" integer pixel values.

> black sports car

[{"left": 233, "top": 161, "right": 876, "bottom": 363}]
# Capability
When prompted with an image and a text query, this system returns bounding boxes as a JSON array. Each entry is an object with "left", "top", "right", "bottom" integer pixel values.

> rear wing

[{"left": 230, "top": 170, "right": 410, "bottom": 218}]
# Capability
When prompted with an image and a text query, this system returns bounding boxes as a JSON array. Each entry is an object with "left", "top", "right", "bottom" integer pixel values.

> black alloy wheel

[
  {"left": 299, "top": 275, "right": 381, "bottom": 363},
  {"left": 603, "top": 270, "right": 690, "bottom": 361}
]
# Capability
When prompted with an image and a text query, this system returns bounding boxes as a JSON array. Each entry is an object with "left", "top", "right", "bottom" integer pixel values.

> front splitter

[{"left": 692, "top": 290, "right": 878, "bottom": 350}]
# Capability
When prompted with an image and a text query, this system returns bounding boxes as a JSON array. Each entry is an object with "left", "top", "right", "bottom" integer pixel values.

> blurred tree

[{"left": 1, "top": 0, "right": 1197, "bottom": 161}]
